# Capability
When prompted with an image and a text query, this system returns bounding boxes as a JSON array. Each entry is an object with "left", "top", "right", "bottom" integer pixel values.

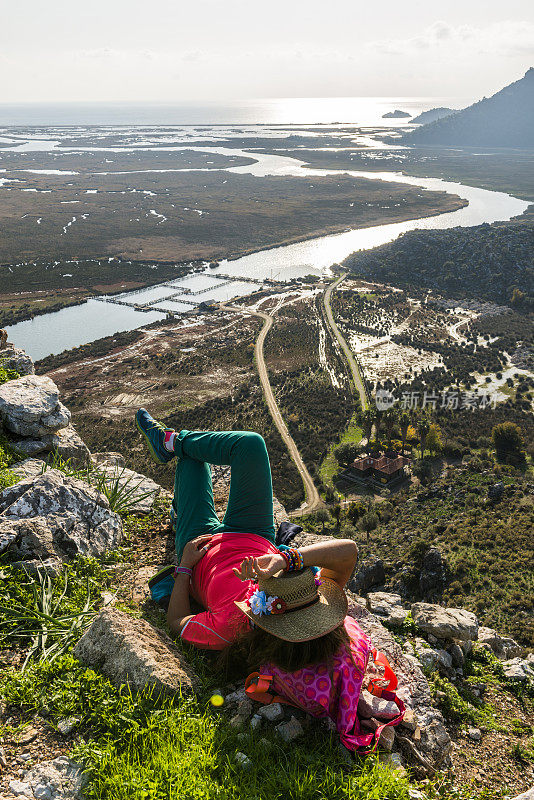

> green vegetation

[{"left": 345, "top": 222, "right": 534, "bottom": 307}]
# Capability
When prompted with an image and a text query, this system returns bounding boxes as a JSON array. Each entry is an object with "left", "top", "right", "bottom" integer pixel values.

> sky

[{"left": 1, "top": 0, "right": 533, "bottom": 103}]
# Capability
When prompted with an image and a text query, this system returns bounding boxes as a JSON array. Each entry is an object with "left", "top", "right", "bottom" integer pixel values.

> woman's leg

[
  {"left": 172, "top": 457, "right": 223, "bottom": 562},
  {"left": 174, "top": 430, "right": 275, "bottom": 543}
]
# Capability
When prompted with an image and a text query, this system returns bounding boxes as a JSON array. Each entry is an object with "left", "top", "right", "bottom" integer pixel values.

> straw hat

[{"left": 235, "top": 567, "right": 348, "bottom": 643}]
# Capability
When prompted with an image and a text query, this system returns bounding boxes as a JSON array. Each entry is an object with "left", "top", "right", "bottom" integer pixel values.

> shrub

[{"left": 492, "top": 422, "right": 526, "bottom": 466}]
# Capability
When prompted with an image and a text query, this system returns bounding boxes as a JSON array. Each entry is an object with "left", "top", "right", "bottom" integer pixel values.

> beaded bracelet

[
  {"left": 174, "top": 566, "right": 192, "bottom": 578},
  {"left": 281, "top": 548, "right": 304, "bottom": 572}
]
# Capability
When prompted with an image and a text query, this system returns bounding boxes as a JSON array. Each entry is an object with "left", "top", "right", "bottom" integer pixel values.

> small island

[{"left": 382, "top": 109, "right": 412, "bottom": 118}]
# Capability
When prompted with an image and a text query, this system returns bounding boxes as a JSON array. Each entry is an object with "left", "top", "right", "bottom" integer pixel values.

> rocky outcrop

[
  {"left": 411, "top": 602, "right": 478, "bottom": 642},
  {"left": 73, "top": 608, "right": 198, "bottom": 696},
  {"left": 8, "top": 756, "right": 86, "bottom": 800},
  {"left": 348, "top": 556, "right": 385, "bottom": 595},
  {"left": 0, "top": 470, "right": 122, "bottom": 563},
  {"left": 0, "top": 341, "right": 35, "bottom": 377},
  {"left": 478, "top": 626, "right": 523, "bottom": 660},
  {"left": 367, "top": 592, "right": 408, "bottom": 627},
  {"left": 347, "top": 597, "right": 451, "bottom": 772},
  {"left": 0, "top": 375, "right": 70, "bottom": 438}
]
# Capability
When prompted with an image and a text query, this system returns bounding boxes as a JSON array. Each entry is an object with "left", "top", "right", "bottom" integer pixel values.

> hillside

[
  {"left": 344, "top": 220, "right": 534, "bottom": 307},
  {"left": 403, "top": 68, "right": 534, "bottom": 148},
  {"left": 411, "top": 107, "right": 455, "bottom": 124}
]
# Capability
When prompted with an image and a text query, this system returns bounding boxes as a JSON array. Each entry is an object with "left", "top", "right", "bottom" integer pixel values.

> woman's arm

[
  {"left": 234, "top": 538, "right": 358, "bottom": 589},
  {"left": 167, "top": 534, "right": 212, "bottom": 635}
]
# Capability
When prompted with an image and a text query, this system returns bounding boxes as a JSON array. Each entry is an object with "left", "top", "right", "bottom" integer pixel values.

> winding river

[{"left": 6, "top": 141, "right": 529, "bottom": 361}]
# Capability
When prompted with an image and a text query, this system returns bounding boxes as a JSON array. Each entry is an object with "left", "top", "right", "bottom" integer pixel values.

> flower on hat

[
  {"left": 248, "top": 589, "right": 276, "bottom": 616},
  {"left": 270, "top": 597, "right": 287, "bottom": 615}
]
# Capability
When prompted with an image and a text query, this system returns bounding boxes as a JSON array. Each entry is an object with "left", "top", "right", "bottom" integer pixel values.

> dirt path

[
  {"left": 223, "top": 302, "right": 322, "bottom": 515},
  {"left": 323, "top": 273, "right": 369, "bottom": 411}
]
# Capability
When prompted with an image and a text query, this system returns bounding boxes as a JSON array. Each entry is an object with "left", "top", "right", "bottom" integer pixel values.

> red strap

[
  {"left": 367, "top": 648, "right": 398, "bottom": 696},
  {"left": 244, "top": 672, "right": 293, "bottom": 706}
]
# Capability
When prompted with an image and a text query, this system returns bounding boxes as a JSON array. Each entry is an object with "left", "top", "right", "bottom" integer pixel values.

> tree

[
  {"left": 426, "top": 423, "right": 443, "bottom": 456},
  {"left": 361, "top": 409, "right": 375, "bottom": 449},
  {"left": 359, "top": 511, "right": 379, "bottom": 541},
  {"left": 492, "top": 422, "right": 526, "bottom": 465},
  {"left": 417, "top": 419, "right": 430, "bottom": 458},
  {"left": 399, "top": 412, "right": 411, "bottom": 455},
  {"left": 316, "top": 508, "right": 330, "bottom": 532},
  {"left": 331, "top": 504, "right": 342, "bottom": 528},
  {"left": 383, "top": 408, "right": 397, "bottom": 446},
  {"left": 334, "top": 442, "right": 357, "bottom": 467}
]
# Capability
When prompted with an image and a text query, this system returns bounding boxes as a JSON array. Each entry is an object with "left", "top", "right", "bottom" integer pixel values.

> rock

[
  {"left": 57, "top": 717, "right": 79, "bottom": 736},
  {"left": 230, "top": 714, "right": 245, "bottom": 729},
  {"left": 0, "top": 745, "right": 7, "bottom": 768},
  {"left": 51, "top": 426, "right": 91, "bottom": 467},
  {"left": 235, "top": 752, "right": 253, "bottom": 770},
  {"left": 10, "top": 458, "right": 47, "bottom": 481},
  {"left": 257, "top": 703, "right": 284, "bottom": 723},
  {"left": 8, "top": 779, "right": 31, "bottom": 796},
  {"left": 0, "top": 520, "right": 21, "bottom": 555},
  {"left": 511, "top": 787, "right": 534, "bottom": 800},
  {"left": 400, "top": 708, "right": 416, "bottom": 732},
  {"left": 73, "top": 608, "right": 198, "bottom": 697},
  {"left": 419, "top": 548, "right": 448, "bottom": 598},
  {"left": 348, "top": 556, "right": 385, "bottom": 594},
  {"left": 225, "top": 688, "right": 248, "bottom": 706},
  {"left": 20, "top": 756, "right": 86, "bottom": 800},
  {"left": 488, "top": 482, "right": 504, "bottom": 500},
  {"left": 9, "top": 435, "right": 59, "bottom": 457},
  {"left": 0, "top": 344, "right": 35, "bottom": 377},
  {"left": 0, "top": 375, "right": 71, "bottom": 437},
  {"left": 275, "top": 716, "right": 304, "bottom": 743},
  {"left": 502, "top": 657, "right": 534, "bottom": 681},
  {"left": 357, "top": 689, "right": 401, "bottom": 720},
  {"left": 235, "top": 698, "right": 253, "bottom": 720},
  {"left": 250, "top": 715, "right": 262, "bottom": 731},
  {"left": 10, "top": 556, "right": 62, "bottom": 578},
  {"left": 367, "top": 592, "right": 408, "bottom": 627},
  {"left": 91, "top": 452, "right": 126, "bottom": 468},
  {"left": 411, "top": 602, "right": 478, "bottom": 642},
  {"left": 347, "top": 600, "right": 451, "bottom": 771},
  {"left": 448, "top": 642, "right": 465, "bottom": 667},
  {"left": 378, "top": 725, "right": 395, "bottom": 751},
  {"left": 478, "top": 626, "right": 522, "bottom": 659},
  {"left": 468, "top": 727, "right": 482, "bottom": 741},
  {"left": 91, "top": 464, "right": 162, "bottom": 513},
  {"left": 1, "top": 471, "right": 122, "bottom": 561}
]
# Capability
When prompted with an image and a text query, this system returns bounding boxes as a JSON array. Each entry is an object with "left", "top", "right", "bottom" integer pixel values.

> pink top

[{"left": 180, "top": 532, "right": 279, "bottom": 650}]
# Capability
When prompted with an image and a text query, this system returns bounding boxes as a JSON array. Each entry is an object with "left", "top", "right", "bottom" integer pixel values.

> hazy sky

[{"left": 2, "top": 0, "right": 533, "bottom": 103}]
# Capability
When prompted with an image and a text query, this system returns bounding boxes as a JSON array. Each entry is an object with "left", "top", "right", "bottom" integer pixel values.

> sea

[{"left": 0, "top": 96, "right": 473, "bottom": 128}]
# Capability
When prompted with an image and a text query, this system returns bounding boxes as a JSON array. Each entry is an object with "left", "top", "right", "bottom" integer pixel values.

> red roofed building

[{"left": 344, "top": 453, "right": 411, "bottom": 487}]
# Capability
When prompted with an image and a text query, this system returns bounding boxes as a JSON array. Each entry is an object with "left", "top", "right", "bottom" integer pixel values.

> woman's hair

[{"left": 220, "top": 622, "right": 350, "bottom": 675}]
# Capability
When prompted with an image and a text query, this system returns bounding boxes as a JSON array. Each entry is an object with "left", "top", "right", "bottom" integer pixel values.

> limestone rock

[
  {"left": 73, "top": 608, "right": 198, "bottom": 696},
  {"left": 357, "top": 689, "right": 401, "bottom": 720},
  {"left": 0, "top": 375, "right": 71, "bottom": 437},
  {"left": 275, "top": 716, "right": 304, "bottom": 742},
  {"left": 10, "top": 457, "right": 47, "bottom": 481},
  {"left": 50, "top": 425, "right": 91, "bottom": 467},
  {"left": 0, "top": 343, "right": 35, "bottom": 376},
  {"left": 478, "top": 626, "right": 522, "bottom": 660},
  {"left": 15, "top": 756, "right": 86, "bottom": 800},
  {"left": 91, "top": 464, "right": 162, "bottom": 513},
  {"left": 348, "top": 556, "right": 385, "bottom": 594},
  {"left": 348, "top": 599, "right": 451, "bottom": 770},
  {"left": 0, "top": 470, "right": 122, "bottom": 560},
  {"left": 511, "top": 787, "right": 534, "bottom": 800},
  {"left": 9, "top": 434, "right": 58, "bottom": 457},
  {"left": 367, "top": 592, "right": 408, "bottom": 627},
  {"left": 502, "top": 657, "right": 534, "bottom": 682},
  {"left": 411, "top": 602, "right": 478, "bottom": 642},
  {"left": 91, "top": 451, "right": 126, "bottom": 468},
  {"left": 258, "top": 703, "right": 284, "bottom": 723}
]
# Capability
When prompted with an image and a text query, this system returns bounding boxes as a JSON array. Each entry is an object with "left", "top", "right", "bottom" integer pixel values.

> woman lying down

[{"left": 136, "top": 409, "right": 405, "bottom": 751}]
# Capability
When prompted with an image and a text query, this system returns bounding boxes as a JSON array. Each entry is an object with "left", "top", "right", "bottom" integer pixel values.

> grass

[{"left": 319, "top": 413, "right": 363, "bottom": 489}]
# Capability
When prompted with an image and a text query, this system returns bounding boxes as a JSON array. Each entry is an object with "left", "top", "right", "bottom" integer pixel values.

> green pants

[{"left": 171, "top": 430, "right": 276, "bottom": 562}]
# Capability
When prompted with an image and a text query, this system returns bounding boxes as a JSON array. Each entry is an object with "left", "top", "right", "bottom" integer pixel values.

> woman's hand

[
  {"left": 180, "top": 535, "right": 213, "bottom": 569},
  {"left": 233, "top": 552, "right": 286, "bottom": 581}
]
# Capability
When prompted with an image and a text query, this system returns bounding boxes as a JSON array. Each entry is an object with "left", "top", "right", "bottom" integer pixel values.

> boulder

[
  {"left": 51, "top": 425, "right": 91, "bottom": 466},
  {"left": 347, "top": 598, "right": 451, "bottom": 771},
  {"left": 367, "top": 592, "right": 408, "bottom": 627},
  {"left": 511, "top": 787, "right": 534, "bottom": 800},
  {"left": 478, "top": 626, "right": 522, "bottom": 660},
  {"left": 502, "top": 657, "right": 534, "bottom": 682},
  {"left": 357, "top": 689, "right": 401, "bottom": 720},
  {"left": 10, "top": 457, "right": 47, "bottom": 481},
  {"left": 91, "top": 451, "right": 126, "bottom": 468},
  {"left": 0, "top": 470, "right": 122, "bottom": 560},
  {"left": 411, "top": 602, "right": 478, "bottom": 642},
  {"left": 73, "top": 608, "right": 198, "bottom": 696},
  {"left": 348, "top": 556, "right": 385, "bottom": 594},
  {"left": 90, "top": 463, "right": 163, "bottom": 514},
  {"left": 0, "top": 343, "right": 35, "bottom": 376},
  {"left": 11, "top": 755, "right": 86, "bottom": 800},
  {"left": 0, "top": 375, "right": 71, "bottom": 437}
]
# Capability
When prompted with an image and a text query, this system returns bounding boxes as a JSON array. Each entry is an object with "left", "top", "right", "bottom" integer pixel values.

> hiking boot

[{"left": 135, "top": 408, "right": 175, "bottom": 464}]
